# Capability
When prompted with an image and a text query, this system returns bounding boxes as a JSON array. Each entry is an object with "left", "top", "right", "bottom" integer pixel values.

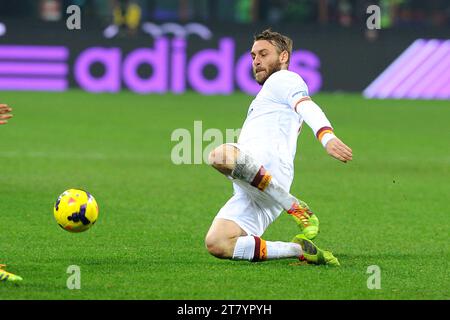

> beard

[{"left": 253, "top": 60, "right": 283, "bottom": 85}]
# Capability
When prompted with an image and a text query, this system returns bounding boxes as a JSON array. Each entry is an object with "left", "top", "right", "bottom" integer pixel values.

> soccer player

[
  {"left": 0, "top": 103, "right": 22, "bottom": 282},
  {"left": 205, "top": 30, "right": 352, "bottom": 265}
]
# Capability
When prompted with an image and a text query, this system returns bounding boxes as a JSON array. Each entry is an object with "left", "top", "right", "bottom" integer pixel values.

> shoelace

[{"left": 288, "top": 204, "right": 311, "bottom": 227}]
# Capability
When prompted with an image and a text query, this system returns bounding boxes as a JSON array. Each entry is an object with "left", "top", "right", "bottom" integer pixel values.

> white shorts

[{"left": 214, "top": 143, "right": 294, "bottom": 237}]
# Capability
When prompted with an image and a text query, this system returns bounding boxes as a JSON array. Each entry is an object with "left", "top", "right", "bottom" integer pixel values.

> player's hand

[
  {"left": 0, "top": 104, "right": 13, "bottom": 125},
  {"left": 325, "top": 137, "right": 352, "bottom": 163}
]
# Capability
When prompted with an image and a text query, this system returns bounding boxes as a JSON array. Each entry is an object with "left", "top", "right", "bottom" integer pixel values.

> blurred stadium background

[
  {"left": 0, "top": 0, "right": 449, "bottom": 300},
  {"left": 0, "top": 0, "right": 449, "bottom": 96}
]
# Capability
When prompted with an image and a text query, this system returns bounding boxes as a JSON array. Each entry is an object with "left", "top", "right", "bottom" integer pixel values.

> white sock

[
  {"left": 266, "top": 241, "right": 302, "bottom": 259},
  {"left": 232, "top": 236, "right": 255, "bottom": 261},
  {"left": 232, "top": 236, "right": 303, "bottom": 261}
]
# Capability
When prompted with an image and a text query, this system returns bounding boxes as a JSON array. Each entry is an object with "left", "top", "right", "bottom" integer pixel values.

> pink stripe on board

[
  {"left": 0, "top": 45, "right": 68, "bottom": 60},
  {"left": 0, "top": 78, "right": 68, "bottom": 91},
  {"left": 392, "top": 41, "right": 450, "bottom": 99},
  {"left": 363, "top": 39, "right": 425, "bottom": 98},
  {"left": 377, "top": 40, "right": 442, "bottom": 98},
  {"left": 427, "top": 67, "right": 450, "bottom": 99},
  {"left": 0, "top": 62, "right": 68, "bottom": 76},
  {"left": 410, "top": 54, "right": 450, "bottom": 99}
]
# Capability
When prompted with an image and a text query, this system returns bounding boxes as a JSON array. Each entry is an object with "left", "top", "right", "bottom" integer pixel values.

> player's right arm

[{"left": 0, "top": 104, "right": 12, "bottom": 125}]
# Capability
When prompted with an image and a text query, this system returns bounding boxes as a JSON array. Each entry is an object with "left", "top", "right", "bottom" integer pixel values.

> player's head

[{"left": 251, "top": 29, "right": 293, "bottom": 85}]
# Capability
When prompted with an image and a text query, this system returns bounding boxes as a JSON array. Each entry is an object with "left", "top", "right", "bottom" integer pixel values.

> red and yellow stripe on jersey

[
  {"left": 252, "top": 236, "right": 267, "bottom": 261},
  {"left": 251, "top": 166, "right": 272, "bottom": 191}
]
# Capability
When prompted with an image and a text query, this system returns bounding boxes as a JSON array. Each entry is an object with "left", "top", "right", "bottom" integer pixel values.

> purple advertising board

[{"left": 0, "top": 38, "right": 322, "bottom": 95}]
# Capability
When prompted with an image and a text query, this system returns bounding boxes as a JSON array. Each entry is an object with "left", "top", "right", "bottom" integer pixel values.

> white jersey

[
  {"left": 218, "top": 70, "right": 334, "bottom": 236},
  {"left": 237, "top": 70, "right": 309, "bottom": 175}
]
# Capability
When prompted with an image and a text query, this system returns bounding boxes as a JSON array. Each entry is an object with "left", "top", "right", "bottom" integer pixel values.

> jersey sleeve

[
  {"left": 264, "top": 71, "right": 310, "bottom": 109},
  {"left": 268, "top": 72, "right": 336, "bottom": 147},
  {"left": 285, "top": 76, "right": 310, "bottom": 109},
  {"left": 264, "top": 71, "right": 336, "bottom": 147}
]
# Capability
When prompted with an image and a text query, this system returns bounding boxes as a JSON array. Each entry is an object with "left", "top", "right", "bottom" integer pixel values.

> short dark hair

[{"left": 254, "top": 29, "right": 293, "bottom": 66}]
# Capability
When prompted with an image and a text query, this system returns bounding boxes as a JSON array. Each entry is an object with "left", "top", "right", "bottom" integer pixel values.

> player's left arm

[
  {"left": 269, "top": 72, "right": 352, "bottom": 163},
  {"left": 294, "top": 97, "right": 353, "bottom": 163},
  {"left": 0, "top": 104, "right": 13, "bottom": 125}
]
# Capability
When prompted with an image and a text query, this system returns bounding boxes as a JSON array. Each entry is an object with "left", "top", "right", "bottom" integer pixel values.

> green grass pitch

[{"left": 0, "top": 90, "right": 448, "bottom": 299}]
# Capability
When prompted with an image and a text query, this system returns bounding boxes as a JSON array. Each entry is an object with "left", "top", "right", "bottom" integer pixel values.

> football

[{"left": 54, "top": 189, "right": 99, "bottom": 233}]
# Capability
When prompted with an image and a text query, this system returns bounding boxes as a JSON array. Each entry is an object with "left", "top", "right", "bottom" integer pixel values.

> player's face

[{"left": 251, "top": 40, "right": 284, "bottom": 85}]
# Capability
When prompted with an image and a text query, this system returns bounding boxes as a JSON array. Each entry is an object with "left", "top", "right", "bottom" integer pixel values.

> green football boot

[
  {"left": 287, "top": 201, "right": 320, "bottom": 240},
  {"left": 0, "top": 264, "right": 23, "bottom": 282},
  {"left": 292, "top": 234, "right": 340, "bottom": 266}
]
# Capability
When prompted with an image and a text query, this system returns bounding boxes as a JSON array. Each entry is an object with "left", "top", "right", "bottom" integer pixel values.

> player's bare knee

[
  {"left": 204, "top": 235, "right": 233, "bottom": 259},
  {"left": 208, "top": 144, "right": 238, "bottom": 174},
  {"left": 207, "top": 149, "right": 218, "bottom": 166},
  {"left": 207, "top": 144, "right": 233, "bottom": 166}
]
